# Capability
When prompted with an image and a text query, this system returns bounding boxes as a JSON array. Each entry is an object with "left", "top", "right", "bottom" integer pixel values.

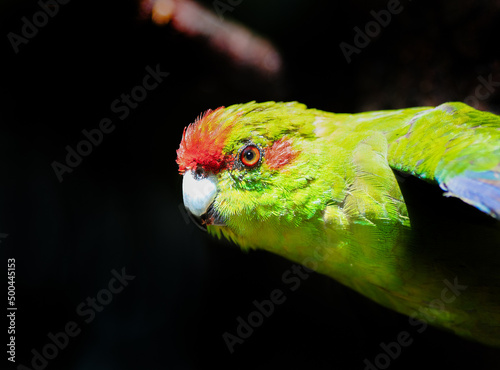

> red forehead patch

[
  {"left": 176, "top": 107, "right": 236, "bottom": 174},
  {"left": 265, "top": 138, "right": 298, "bottom": 170}
]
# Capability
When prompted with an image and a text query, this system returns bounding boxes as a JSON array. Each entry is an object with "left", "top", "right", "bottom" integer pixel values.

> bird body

[{"left": 176, "top": 101, "right": 500, "bottom": 346}]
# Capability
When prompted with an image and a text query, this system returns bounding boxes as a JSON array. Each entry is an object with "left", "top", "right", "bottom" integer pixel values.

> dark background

[{"left": 1, "top": 0, "right": 500, "bottom": 369}]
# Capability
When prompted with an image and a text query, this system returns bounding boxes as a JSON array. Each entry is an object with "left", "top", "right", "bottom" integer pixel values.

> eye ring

[{"left": 239, "top": 144, "right": 261, "bottom": 168}]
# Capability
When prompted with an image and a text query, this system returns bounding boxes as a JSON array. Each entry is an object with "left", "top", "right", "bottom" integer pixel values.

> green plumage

[{"left": 179, "top": 101, "right": 500, "bottom": 346}]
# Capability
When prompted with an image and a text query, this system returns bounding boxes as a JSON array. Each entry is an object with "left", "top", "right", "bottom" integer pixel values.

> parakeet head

[{"left": 176, "top": 101, "right": 344, "bottom": 250}]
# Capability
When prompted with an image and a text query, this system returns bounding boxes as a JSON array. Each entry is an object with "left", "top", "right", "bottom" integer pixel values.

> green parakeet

[{"left": 176, "top": 101, "right": 500, "bottom": 347}]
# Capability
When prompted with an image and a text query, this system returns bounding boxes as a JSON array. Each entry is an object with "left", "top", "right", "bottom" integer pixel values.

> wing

[
  {"left": 331, "top": 102, "right": 500, "bottom": 219},
  {"left": 387, "top": 102, "right": 500, "bottom": 219}
]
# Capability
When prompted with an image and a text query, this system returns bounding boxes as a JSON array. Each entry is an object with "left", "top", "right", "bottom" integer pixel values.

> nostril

[{"left": 194, "top": 167, "right": 206, "bottom": 179}]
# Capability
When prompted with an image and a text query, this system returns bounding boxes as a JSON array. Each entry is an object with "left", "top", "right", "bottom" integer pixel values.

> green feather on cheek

[{"left": 176, "top": 101, "right": 500, "bottom": 347}]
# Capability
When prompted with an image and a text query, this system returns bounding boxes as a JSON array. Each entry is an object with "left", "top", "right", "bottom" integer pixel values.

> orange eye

[{"left": 240, "top": 145, "right": 261, "bottom": 168}]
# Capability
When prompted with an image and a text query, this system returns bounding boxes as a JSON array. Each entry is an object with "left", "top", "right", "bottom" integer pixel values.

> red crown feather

[{"left": 176, "top": 107, "right": 236, "bottom": 174}]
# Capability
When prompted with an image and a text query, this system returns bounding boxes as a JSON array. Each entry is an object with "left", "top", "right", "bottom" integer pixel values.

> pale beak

[
  {"left": 183, "top": 170, "right": 217, "bottom": 217},
  {"left": 182, "top": 170, "right": 225, "bottom": 229}
]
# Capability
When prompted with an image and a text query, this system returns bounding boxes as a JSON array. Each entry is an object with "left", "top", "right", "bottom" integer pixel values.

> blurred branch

[{"left": 139, "top": 0, "right": 283, "bottom": 76}]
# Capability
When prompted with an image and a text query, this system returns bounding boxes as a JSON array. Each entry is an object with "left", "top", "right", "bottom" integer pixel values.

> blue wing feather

[{"left": 441, "top": 170, "right": 500, "bottom": 219}]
